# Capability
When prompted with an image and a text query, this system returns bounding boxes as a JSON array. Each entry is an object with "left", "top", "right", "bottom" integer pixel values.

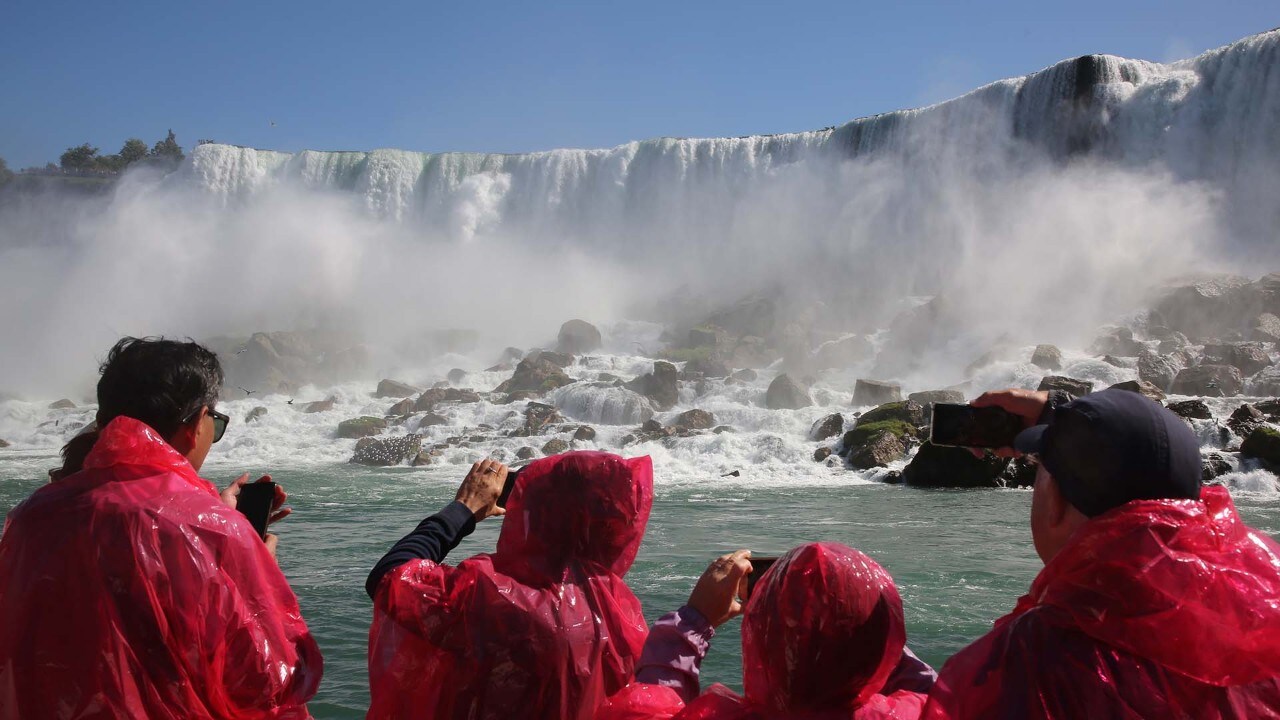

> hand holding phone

[
  {"left": 929, "top": 403, "right": 1025, "bottom": 449},
  {"left": 236, "top": 481, "right": 278, "bottom": 539},
  {"left": 744, "top": 556, "right": 779, "bottom": 599}
]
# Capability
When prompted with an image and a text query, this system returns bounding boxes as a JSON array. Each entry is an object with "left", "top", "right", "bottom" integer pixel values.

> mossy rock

[
  {"left": 841, "top": 420, "right": 917, "bottom": 452},
  {"left": 857, "top": 400, "right": 925, "bottom": 428},
  {"left": 338, "top": 416, "right": 389, "bottom": 439},
  {"left": 1241, "top": 426, "right": 1280, "bottom": 466},
  {"left": 662, "top": 346, "right": 714, "bottom": 363}
]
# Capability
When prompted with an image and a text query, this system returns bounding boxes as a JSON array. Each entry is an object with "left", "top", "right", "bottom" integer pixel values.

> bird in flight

[
  {"left": 287, "top": 399, "right": 295, "bottom": 405},
  {"left": 237, "top": 386, "right": 256, "bottom": 396},
  {"left": 235, "top": 346, "right": 247, "bottom": 355}
]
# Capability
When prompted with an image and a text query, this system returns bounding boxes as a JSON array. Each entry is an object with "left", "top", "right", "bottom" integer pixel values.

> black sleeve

[
  {"left": 1038, "top": 389, "right": 1074, "bottom": 424},
  {"left": 365, "top": 500, "right": 477, "bottom": 599}
]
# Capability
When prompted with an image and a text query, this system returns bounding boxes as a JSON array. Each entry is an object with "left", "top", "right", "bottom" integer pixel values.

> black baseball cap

[{"left": 1013, "top": 389, "right": 1202, "bottom": 517}]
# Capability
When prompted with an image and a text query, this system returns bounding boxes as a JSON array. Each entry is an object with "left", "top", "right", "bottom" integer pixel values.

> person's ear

[{"left": 168, "top": 407, "right": 204, "bottom": 453}]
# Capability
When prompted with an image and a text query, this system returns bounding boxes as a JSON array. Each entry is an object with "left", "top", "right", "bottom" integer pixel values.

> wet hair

[{"left": 58, "top": 337, "right": 223, "bottom": 477}]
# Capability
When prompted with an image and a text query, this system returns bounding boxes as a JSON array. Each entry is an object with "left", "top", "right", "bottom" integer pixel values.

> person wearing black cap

[{"left": 922, "top": 387, "right": 1280, "bottom": 720}]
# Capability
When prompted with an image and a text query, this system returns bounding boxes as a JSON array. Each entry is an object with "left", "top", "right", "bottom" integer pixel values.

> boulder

[
  {"left": 713, "top": 425, "right": 734, "bottom": 434},
  {"left": 521, "top": 402, "right": 564, "bottom": 436},
  {"left": 901, "top": 442, "right": 1010, "bottom": 488},
  {"left": 1106, "top": 379, "right": 1166, "bottom": 402},
  {"left": 841, "top": 420, "right": 917, "bottom": 456},
  {"left": 848, "top": 430, "right": 907, "bottom": 470},
  {"left": 1202, "top": 452, "right": 1233, "bottom": 483},
  {"left": 337, "top": 416, "right": 388, "bottom": 439},
  {"left": 573, "top": 425, "right": 597, "bottom": 441},
  {"left": 811, "top": 335, "right": 874, "bottom": 370},
  {"left": 1240, "top": 426, "right": 1280, "bottom": 467},
  {"left": 220, "top": 330, "right": 369, "bottom": 396},
  {"left": 853, "top": 379, "right": 902, "bottom": 406},
  {"left": 516, "top": 446, "right": 537, "bottom": 460},
  {"left": 386, "top": 398, "right": 415, "bottom": 416},
  {"left": 556, "top": 319, "right": 603, "bottom": 354},
  {"left": 303, "top": 397, "right": 336, "bottom": 413},
  {"left": 1090, "top": 327, "right": 1144, "bottom": 356},
  {"left": 0, "top": 439, "right": 9, "bottom": 448},
  {"left": 640, "top": 419, "right": 663, "bottom": 433},
  {"left": 908, "top": 389, "right": 966, "bottom": 407},
  {"left": 626, "top": 361, "right": 679, "bottom": 411},
  {"left": 351, "top": 434, "right": 423, "bottom": 466},
  {"left": 411, "top": 449, "right": 439, "bottom": 467},
  {"left": 1167, "top": 399, "right": 1213, "bottom": 421},
  {"left": 1157, "top": 332, "right": 1190, "bottom": 354},
  {"left": 1203, "top": 342, "right": 1270, "bottom": 376},
  {"left": 813, "top": 447, "right": 834, "bottom": 462},
  {"left": 531, "top": 350, "right": 575, "bottom": 369},
  {"left": 1227, "top": 404, "right": 1266, "bottom": 438},
  {"left": 672, "top": 409, "right": 716, "bottom": 430},
  {"left": 1252, "top": 313, "right": 1280, "bottom": 342},
  {"left": 447, "top": 368, "right": 467, "bottom": 384},
  {"left": 48, "top": 399, "right": 75, "bottom": 410},
  {"left": 495, "top": 356, "right": 574, "bottom": 396},
  {"left": 244, "top": 406, "right": 268, "bottom": 423},
  {"left": 1250, "top": 366, "right": 1280, "bottom": 396},
  {"left": 687, "top": 325, "right": 727, "bottom": 349},
  {"left": 414, "top": 387, "right": 482, "bottom": 412},
  {"left": 1137, "top": 350, "right": 1185, "bottom": 391},
  {"left": 765, "top": 374, "right": 812, "bottom": 410},
  {"left": 730, "top": 368, "right": 758, "bottom": 383},
  {"left": 1256, "top": 398, "right": 1280, "bottom": 417},
  {"left": 416, "top": 413, "right": 449, "bottom": 429},
  {"left": 1000, "top": 458, "right": 1038, "bottom": 488},
  {"left": 541, "top": 438, "right": 570, "bottom": 455},
  {"left": 1030, "top": 344, "right": 1063, "bottom": 371},
  {"left": 1170, "top": 365, "right": 1244, "bottom": 397},
  {"left": 1152, "top": 275, "right": 1254, "bottom": 340},
  {"left": 1102, "top": 355, "right": 1131, "bottom": 368},
  {"left": 809, "top": 414, "right": 844, "bottom": 441},
  {"left": 857, "top": 400, "right": 927, "bottom": 428},
  {"left": 684, "top": 356, "right": 732, "bottom": 379},
  {"left": 375, "top": 379, "right": 420, "bottom": 399},
  {"left": 1037, "top": 376, "right": 1093, "bottom": 397}
]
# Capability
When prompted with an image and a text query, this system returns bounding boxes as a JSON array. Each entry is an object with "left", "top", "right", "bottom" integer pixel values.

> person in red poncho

[
  {"left": 0, "top": 337, "right": 323, "bottom": 720},
  {"left": 365, "top": 450, "right": 654, "bottom": 720},
  {"left": 923, "top": 387, "right": 1280, "bottom": 719},
  {"left": 598, "top": 541, "right": 936, "bottom": 720}
]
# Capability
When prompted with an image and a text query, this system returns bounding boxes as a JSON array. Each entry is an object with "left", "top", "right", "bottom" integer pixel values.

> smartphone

[
  {"left": 930, "top": 403, "right": 1025, "bottom": 449},
  {"left": 745, "top": 556, "right": 779, "bottom": 599},
  {"left": 236, "top": 481, "right": 277, "bottom": 539},
  {"left": 497, "top": 468, "right": 521, "bottom": 508}
]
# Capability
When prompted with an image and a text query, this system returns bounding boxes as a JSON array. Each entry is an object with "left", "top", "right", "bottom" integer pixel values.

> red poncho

[
  {"left": 923, "top": 485, "right": 1280, "bottom": 719},
  {"left": 0, "top": 416, "right": 323, "bottom": 719},
  {"left": 601, "top": 542, "right": 928, "bottom": 720},
  {"left": 367, "top": 451, "right": 654, "bottom": 720}
]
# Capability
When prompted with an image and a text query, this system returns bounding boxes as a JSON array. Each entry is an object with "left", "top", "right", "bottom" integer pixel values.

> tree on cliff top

[
  {"left": 60, "top": 143, "right": 99, "bottom": 171},
  {"left": 120, "top": 138, "right": 148, "bottom": 164},
  {"left": 150, "top": 130, "right": 184, "bottom": 163},
  {"left": 0, "top": 158, "right": 13, "bottom": 187}
]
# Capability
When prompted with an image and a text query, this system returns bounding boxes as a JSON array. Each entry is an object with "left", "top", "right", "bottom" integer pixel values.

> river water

[{"left": 2, "top": 452, "right": 1276, "bottom": 719}]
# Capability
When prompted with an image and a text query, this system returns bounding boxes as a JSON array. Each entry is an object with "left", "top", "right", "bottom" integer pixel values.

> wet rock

[
  {"left": 573, "top": 425, "right": 597, "bottom": 441},
  {"left": 416, "top": 413, "right": 449, "bottom": 429},
  {"left": 1157, "top": 332, "right": 1190, "bottom": 354},
  {"left": 303, "top": 397, "right": 336, "bottom": 413},
  {"left": 730, "top": 368, "right": 758, "bottom": 383},
  {"left": 813, "top": 446, "right": 834, "bottom": 462},
  {"left": 498, "top": 347, "right": 525, "bottom": 364},
  {"left": 48, "top": 399, "right": 75, "bottom": 410},
  {"left": 811, "top": 335, "right": 874, "bottom": 370},
  {"left": 684, "top": 356, "right": 732, "bottom": 379},
  {"left": 626, "top": 361, "right": 679, "bottom": 411},
  {"left": 1000, "top": 458, "right": 1038, "bottom": 488},
  {"left": 1137, "top": 350, "right": 1185, "bottom": 391},
  {"left": 640, "top": 419, "right": 663, "bottom": 433},
  {"left": 881, "top": 471, "right": 903, "bottom": 485},
  {"left": 1170, "top": 365, "right": 1244, "bottom": 397},
  {"left": 244, "top": 406, "right": 268, "bottom": 423},
  {"left": 687, "top": 325, "right": 726, "bottom": 349},
  {"left": 1227, "top": 404, "right": 1266, "bottom": 437},
  {"left": 531, "top": 350, "right": 575, "bottom": 369},
  {"left": 386, "top": 398, "right": 415, "bottom": 416},
  {"left": 556, "top": 319, "right": 602, "bottom": 354},
  {"left": 1241, "top": 426, "right": 1280, "bottom": 467},
  {"left": 908, "top": 389, "right": 966, "bottom": 407},
  {"left": 1037, "top": 376, "right": 1093, "bottom": 397},
  {"left": 541, "top": 438, "right": 570, "bottom": 456},
  {"left": 853, "top": 379, "right": 902, "bottom": 406},
  {"left": 1107, "top": 379, "right": 1166, "bottom": 402},
  {"left": 1151, "top": 275, "right": 1253, "bottom": 341},
  {"left": 809, "top": 413, "right": 844, "bottom": 441},
  {"left": 521, "top": 402, "right": 564, "bottom": 436},
  {"left": 516, "top": 446, "right": 537, "bottom": 460},
  {"left": 1202, "top": 452, "right": 1233, "bottom": 483},
  {"left": 0, "top": 438, "right": 9, "bottom": 448},
  {"left": 494, "top": 356, "right": 574, "bottom": 396},
  {"left": 712, "top": 425, "right": 735, "bottom": 434},
  {"left": 216, "top": 330, "right": 369, "bottom": 397},
  {"left": 1203, "top": 342, "right": 1270, "bottom": 376},
  {"left": 1252, "top": 313, "right": 1280, "bottom": 342},
  {"left": 447, "top": 368, "right": 467, "bottom": 385},
  {"left": 337, "top": 416, "right": 389, "bottom": 439},
  {"left": 1031, "top": 344, "right": 1063, "bottom": 370},
  {"left": 901, "top": 442, "right": 1010, "bottom": 488},
  {"left": 414, "top": 387, "right": 482, "bottom": 412},
  {"left": 672, "top": 409, "right": 716, "bottom": 430},
  {"left": 1102, "top": 355, "right": 1131, "bottom": 368},
  {"left": 1256, "top": 398, "right": 1280, "bottom": 417},
  {"left": 841, "top": 420, "right": 917, "bottom": 458},
  {"left": 765, "top": 373, "right": 812, "bottom": 410},
  {"left": 375, "top": 379, "right": 420, "bottom": 399},
  {"left": 411, "top": 450, "right": 436, "bottom": 467},
  {"left": 848, "top": 430, "right": 907, "bottom": 470},
  {"left": 858, "top": 400, "right": 926, "bottom": 428},
  {"left": 1090, "top": 327, "right": 1144, "bottom": 357},
  {"left": 1250, "top": 366, "right": 1280, "bottom": 396},
  {"left": 351, "top": 434, "right": 423, "bottom": 466},
  {"left": 1167, "top": 399, "right": 1213, "bottom": 421}
]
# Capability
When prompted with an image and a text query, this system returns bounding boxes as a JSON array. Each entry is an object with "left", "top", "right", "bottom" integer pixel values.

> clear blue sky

[{"left": 1, "top": 1, "right": 1275, "bottom": 169}]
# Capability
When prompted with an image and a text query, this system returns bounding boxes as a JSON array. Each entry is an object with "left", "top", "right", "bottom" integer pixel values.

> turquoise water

[{"left": 2, "top": 457, "right": 1278, "bottom": 719}]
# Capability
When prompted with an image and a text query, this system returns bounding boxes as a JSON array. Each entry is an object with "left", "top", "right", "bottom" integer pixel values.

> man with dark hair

[
  {"left": 0, "top": 337, "right": 323, "bottom": 719},
  {"left": 923, "top": 388, "right": 1280, "bottom": 719}
]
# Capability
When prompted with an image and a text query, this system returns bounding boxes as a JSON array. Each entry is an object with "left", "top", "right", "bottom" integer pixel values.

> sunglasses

[{"left": 184, "top": 406, "right": 230, "bottom": 443}]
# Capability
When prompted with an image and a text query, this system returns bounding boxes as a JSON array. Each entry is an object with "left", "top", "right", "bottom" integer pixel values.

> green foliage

[
  {"left": 841, "top": 420, "right": 917, "bottom": 450},
  {"left": 119, "top": 138, "right": 148, "bottom": 164},
  {"left": 150, "top": 129, "right": 184, "bottom": 162},
  {"left": 661, "top": 346, "right": 713, "bottom": 363},
  {"left": 60, "top": 143, "right": 99, "bottom": 171},
  {"left": 93, "top": 154, "right": 126, "bottom": 173},
  {"left": 0, "top": 157, "right": 12, "bottom": 187}
]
